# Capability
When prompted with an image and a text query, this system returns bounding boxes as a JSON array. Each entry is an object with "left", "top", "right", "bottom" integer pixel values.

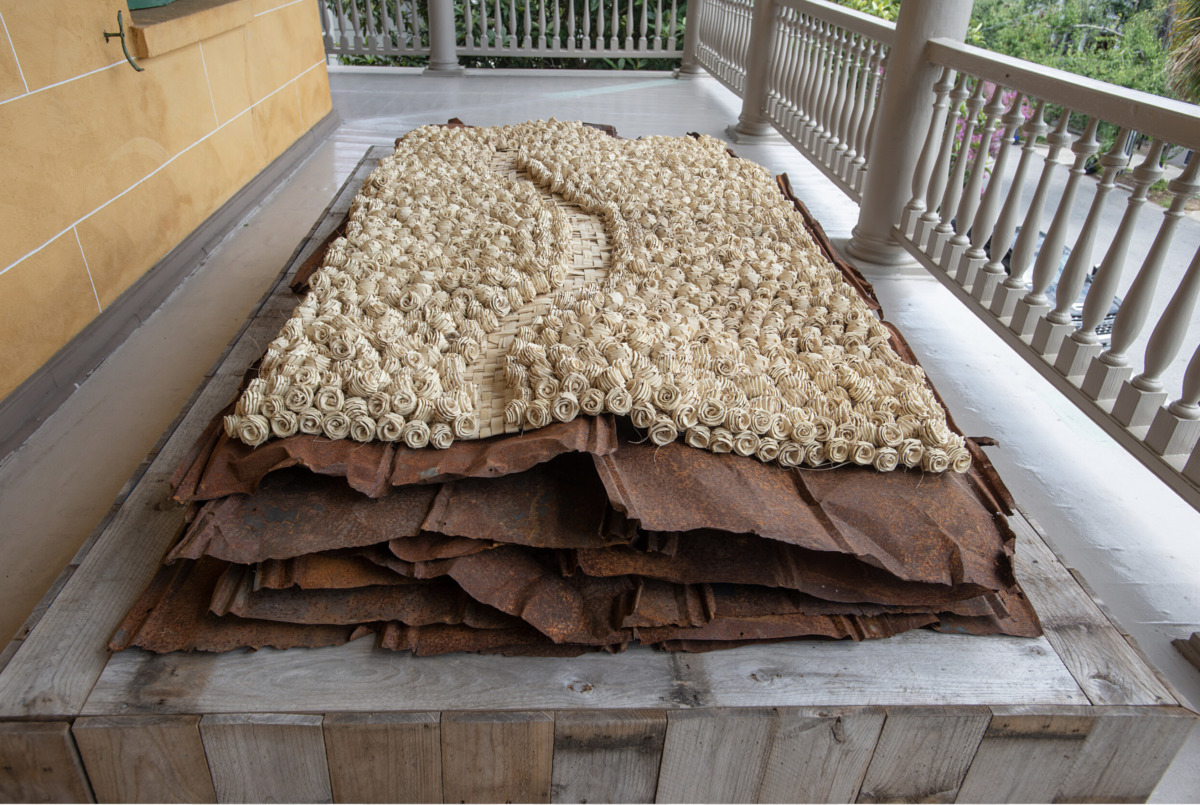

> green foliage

[
  {"left": 971, "top": 0, "right": 1172, "bottom": 99},
  {"left": 1168, "top": 0, "right": 1200, "bottom": 101}
]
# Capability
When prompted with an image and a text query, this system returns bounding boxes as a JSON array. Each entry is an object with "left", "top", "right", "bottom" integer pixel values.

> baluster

[
  {"left": 900, "top": 67, "right": 958, "bottom": 239},
  {"left": 819, "top": 28, "right": 849, "bottom": 163},
  {"left": 1034, "top": 129, "right": 1132, "bottom": 358},
  {"left": 974, "top": 101, "right": 1046, "bottom": 306},
  {"left": 563, "top": 0, "right": 572, "bottom": 49},
  {"left": 957, "top": 90, "right": 1026, "bottom": 294},
  {"left": 668, "top": 0, "right": 677, "bottom": 52},
  {"left": 853, "top": 44, "right": 885, "bottom": 192},
  {"left": 523, "top": 0, "right": 533, "bottom": 49},
  {"left": 1086, "top": 152, "right": 1199, "bottom": 404},
  {"left": 494, "top": 0, "right": 504, "bottom": 48},
  {"left": 840, "top": 37, "right": 872, "bottom": 182},
  {"left": 791, "top": 16, "right": 817, "bottom": 134},
  {"left": 1146, "top": 341, "right": 1200, "bottom": 460},
  {"left": 1064, "top": 139, "right": 1167, "bottom": 382},
  {"left": 764, "top": 7, "right": 784, "bottom": 120},
  {"left": 653, "top": 0, "right": 662, "bottom": 49},
  {"left": 1010, "top": 116, "right": 1101, "bottom": 337},
  {"left": 637, "top": 0, "right": 646, "bottom": 50},
  {"left": 380, "top": 0, "right": 395, "bottom": 52},
  {"left": 912, "top": 73, "right": 969, "bottom": 248},
  {"left": 364, "top": 0, "right": 377, "bottom": 48},
  {"left": 509, "top": 0, "right": 518, "bottom": 48},
  {"left": 348, "top": 0, "right": 364, "bottom": 49},
  {"left": 1146, "top": 331, "right": 1200, "bottom": 458},
  {"left": 596, "top": 0, "right": 604, "bottom": 51},
  {"left": 539, "top": 0, "right": 547, "bottom": 48},
  {"left": 785, "top": 12, "right": 807, "bottom": 132},
  {"left": 463, "top": 0, "right": 474, "bottom": 48},
  {"left": 1113, "top": 243, "right": 1200, "bottom": 432},
  {"left": 611, "top": 0, "right": 619, "bottom": 51},
  {"left": 414, "top": 0, "right": 424, "bottom": 46},
  {"left": 929, "top": 79, "right": 986, "bottom": 263},
  {"left": 946, "top": 83, "right": 1007, "bottom": 281},
  {"left": 828, "top": 31, "right": 859, "bottom": 169},
  {"left": 333, "top": 0, "right": 350, "bottom": 53},
  {"left": 833, "top": 34, "right": 866, "bottom": 174},
  {"left": 990, "top": 111, "right": 1073, "bottom": 320},
  {"left": 805, "top": 22, "right": 834, "bottom": 152},
  {"left": 913, "top": 73, "right": 969, "bottom": 249}
]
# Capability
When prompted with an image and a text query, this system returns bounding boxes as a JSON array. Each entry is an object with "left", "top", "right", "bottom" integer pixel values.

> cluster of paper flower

[{"left": 224, "top": 120, "right": 969, "bottom": 473}]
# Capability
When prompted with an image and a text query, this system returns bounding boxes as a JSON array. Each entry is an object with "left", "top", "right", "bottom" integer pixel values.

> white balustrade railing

[
  {"left": 321, "top": 0, "right": 684, "bottom": 62},
  {"left": 323, "top": 0, "right": 431, "bottom": 59},
  {"left": 764, "top": 0, "right": 892, "bottom": 199},
  {"left": 692, "top": 0, "right": 754, "bottom": 95},
  {"left": 890, "top": 38, "right": 1200, "bottom": 508}
]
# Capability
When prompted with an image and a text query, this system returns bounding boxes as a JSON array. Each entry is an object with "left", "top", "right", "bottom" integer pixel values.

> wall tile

[
  {"left": 76, "top": 112, "right": 265, "bottom": 308},
  {"left": 245, "top": 0, "right": 326, "bottom": 101},
  {"left": 251, "top": 76, "right": 307, "bottom": 164},
  {"left": 200, "top": 25, "right": 253, "bottom": 124},
  {"left": 1, "top": 0, "right": 129, "bottom": 92},
  {"left": 295, "top": 63, "right": 332, "bottom": 129},
  {"left": 0, "top": 232, "right": 99, "bottom": 399},
  {"left": 0, "top": 42, "right": 216, "bottom": 271},
  {"left": 0, "top": 17, "right": 25, "bottom": 103}
]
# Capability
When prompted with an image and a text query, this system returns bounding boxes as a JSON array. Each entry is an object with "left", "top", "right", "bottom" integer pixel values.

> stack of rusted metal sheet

[
  {"left": 113, "top": 299, "right": 1040, "bottom": 657},
  {"left": 112, "top": 410, "right": 1039, "bottom": 656}
]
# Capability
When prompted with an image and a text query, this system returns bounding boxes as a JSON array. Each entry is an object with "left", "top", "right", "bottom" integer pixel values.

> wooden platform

[{"left": 0, "top": 147, "right": 1194, "bottom": 804}]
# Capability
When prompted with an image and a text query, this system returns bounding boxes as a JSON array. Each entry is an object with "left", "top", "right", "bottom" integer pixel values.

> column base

[
  {"left": 1010, "top": 298, "right": 1049, "bottom": 339},
  {"left": 970, "top": 269, "right": 1004, "bottom": 307},
  {"left": 989, "top": 283, "right": 1025, "bottom": 321},
  {"left": 1054, "top": 335, "right": 1102, "bottom": 380},
  {"left": 1146, "top": 407, "right": 1200, "bottom": 457},
  {"left": 423, "top": 64, "right": 465, "bottom": 76},
  {"left": 1031, "top": 316, "right": 1074, "bottom": 359},
  {"left": 673, "top": 64, "right": 705, "bottom": 79},
  {"left": 725, "top": 122, "right": 783, "bottom": 144},
  {"left": 1081, "top": 356, "right": 1132, "bottom": 402},
  {"left": 845, "top": 226, "right": 921, "bottom": 271},
  {"left": 1112, "top": 381, "right": 1168, "bottom": 429}
]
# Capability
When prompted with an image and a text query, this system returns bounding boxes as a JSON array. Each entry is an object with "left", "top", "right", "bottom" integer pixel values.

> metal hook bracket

[{"left": 104, "top": 11, "right": 144, "bottom": 72}]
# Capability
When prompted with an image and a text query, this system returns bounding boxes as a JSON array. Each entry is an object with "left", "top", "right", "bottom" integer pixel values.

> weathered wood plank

[
  {"left": 856, "top": 706, "right": 991, "bottom": 804},
  {"left": 1053, "top": 705, "right": 1196, "bottom": 803},
  {"left": 758, "top": 707, "right": 886, "bottom": 804},
  {"left": 1010, "top": 511, "right": 1176, "bottom": 707},
  {"left": 200, "top": 714, "right": 332, "bottom": 804},
  {"left": 550, "top": 710, "right": 666, "bottom": 804},
  {"left": 689, "top": 631, "right": 1084, "bottom": 708},
  {"left": 0, "top": 302, "right": 291, "bottom": 719},
  {"left": 72, "top": 716, "right": 215, "bottom": 804},
  {"left": 441, "top": 712, "right": 554, "bottom": 804},
  {"left": 322, "top": 713, "right": 441, "bottom": 804},
  {"left": 0, "top": 721, "right": 93, "bottom": 803},
  {"left": 82, "top": 642, "right": 683, "bottom": 715},
  {"left": 954, "top": 706, "right": 1095, "bottom": 804},
  {"left": 656, "top": 708, "right": 779, "bottom": 803}
]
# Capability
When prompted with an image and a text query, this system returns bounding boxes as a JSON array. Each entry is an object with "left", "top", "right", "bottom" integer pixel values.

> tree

[{"left": 1168, "top": 0, "right": 1200, "bottom": 100}]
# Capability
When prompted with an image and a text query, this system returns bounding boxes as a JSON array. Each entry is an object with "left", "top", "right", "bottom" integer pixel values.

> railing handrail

[
  {"left": 927, "top": 37, "right": 1200, "bottom": 150},
  {"left": 776, "top": 0, "right": 894, "bottom": 46}
]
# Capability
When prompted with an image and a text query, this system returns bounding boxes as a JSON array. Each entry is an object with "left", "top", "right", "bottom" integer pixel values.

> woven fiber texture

[{"left": 222, "top": 121, "right": 968, "bottom": 472}]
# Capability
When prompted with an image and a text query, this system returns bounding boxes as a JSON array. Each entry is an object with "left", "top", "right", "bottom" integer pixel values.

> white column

[
  {"left": 424, "top": 0, "right": 465, "bottom": 74},
  {"left": 677, "top": 0, "right": 707, "bottom": 75},
  {"left": 844, "top": 0, "right": 974, "bottom": 271},
  {"left": 727, "top": 0, "right": 782, "bottom": 142},
  {"left": 844, "top": 0, "right": 973, "bottom": 269}
]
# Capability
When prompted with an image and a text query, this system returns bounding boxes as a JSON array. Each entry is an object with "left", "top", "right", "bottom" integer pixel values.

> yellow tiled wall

[{"left": 0, "top": 0, "right": 332, "bottom": 401}]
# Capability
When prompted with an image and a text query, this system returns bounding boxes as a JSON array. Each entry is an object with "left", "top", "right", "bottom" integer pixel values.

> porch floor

[{"left": 0, "top": 67, "right": 1197, "bottom": 799}]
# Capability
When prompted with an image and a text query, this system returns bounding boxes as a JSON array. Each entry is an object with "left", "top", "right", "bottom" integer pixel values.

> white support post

[
  {"left": 845, "top": 0, "right": 973, "bottom": 269},
  {"left": 727, "top": 0, "right": 782, "bottom": 142},
  {"left": 676, "top": 0, "right": 706, "bottom": 77},
  {"left": 424, "top": 0, "right": 465, "bottom": 74}
]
